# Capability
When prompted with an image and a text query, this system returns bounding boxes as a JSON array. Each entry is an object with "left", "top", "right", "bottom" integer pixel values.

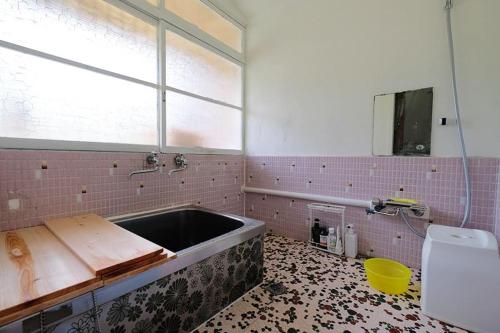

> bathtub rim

[{"left": 109, "top": 204, "right": 264, "bottom": 257}]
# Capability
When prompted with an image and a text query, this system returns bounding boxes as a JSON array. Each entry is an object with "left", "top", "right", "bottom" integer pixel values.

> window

[
  {"left": 0, "top": 0, "right": 244, "bottom": 153},
  {"left": 0, "top": 48, "right": 157, "bottom": 145},
  {"left": 165, "top": 30, "right": 242, "bottom": 106},
  {"left": 0, "top": 0, "right": 157, "bottom": 82},
  {"left": 166, "top": 0, "right": 242, "bottom": 52},
  {"left": 163, "top": 28, "right": 243, "bottom": 150},
  {"left": 165, "top": 91, "right": 242, "bottom": 150}
]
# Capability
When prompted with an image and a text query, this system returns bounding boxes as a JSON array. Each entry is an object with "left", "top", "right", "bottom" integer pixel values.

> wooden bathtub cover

[
  {"left": 0, "top": 226, "right": 100, "bottom": 321},
  {"left": 44, "top": 214, "right": 164, "bottom": 276}
]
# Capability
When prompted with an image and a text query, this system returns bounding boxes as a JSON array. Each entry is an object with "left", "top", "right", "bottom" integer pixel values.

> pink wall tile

[
  {"left": 245, "top": 156, "right": 500, "bottom": 268},
  {"left": 495, "top": 166, "right": 500, "bottom": 243},
  {"left": 0, "top": 150, "right": 244, "bottom": 231}
]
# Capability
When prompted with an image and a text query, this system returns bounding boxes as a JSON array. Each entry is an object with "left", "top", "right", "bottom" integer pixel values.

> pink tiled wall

[
  {"left": 245, "top": 156, "right": 500, "bottom": 268},
  {"left": 0, "top": 150, "right": 244, "bottom": 231},
  {"left": 2, "top": 149, "right": 498, "bottom": 268},
  {"left": 495, "top": 167, "right": 500, "bottom": 243}
]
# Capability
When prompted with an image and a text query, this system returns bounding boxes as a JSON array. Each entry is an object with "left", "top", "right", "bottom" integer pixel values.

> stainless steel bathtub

[
  {"left": 114, "top": 206, "right": 247, "bottom": 252},
  {"left": 0, "top": 205, "right": 265, "bottom": 332}
]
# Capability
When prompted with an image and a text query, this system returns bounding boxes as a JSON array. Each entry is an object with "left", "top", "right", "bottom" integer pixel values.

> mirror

[{"left": 372, "top": 87, "right": 433, "bottom": 156}]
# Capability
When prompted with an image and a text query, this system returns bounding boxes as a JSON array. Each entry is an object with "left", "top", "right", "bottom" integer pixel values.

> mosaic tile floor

[{"left": 193, "top": 234, "right": 468, "bottom": 333}]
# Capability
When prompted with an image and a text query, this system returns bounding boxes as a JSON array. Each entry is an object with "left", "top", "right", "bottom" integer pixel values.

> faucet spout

[
  {"left": 168, "top": 165, "right": 187, "bottom": 176},
  {"left": 129, "top": 152, "right": 160, "bottom": 179},
  {"left": 129, "top": 166, "right": 159, "bottom": 178}
]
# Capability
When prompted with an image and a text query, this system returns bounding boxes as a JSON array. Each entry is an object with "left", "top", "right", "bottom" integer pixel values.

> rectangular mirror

[{"left": 372, "top": 87, "right": 433, "bottom": 156}]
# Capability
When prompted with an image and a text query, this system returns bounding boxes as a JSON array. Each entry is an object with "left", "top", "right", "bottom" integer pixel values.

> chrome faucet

[
  {"left": 129, "top": 152, "right": 160, "bottom": 178},
  {"left": 168, "top": 154, "right": 188, "bottom": 176}
]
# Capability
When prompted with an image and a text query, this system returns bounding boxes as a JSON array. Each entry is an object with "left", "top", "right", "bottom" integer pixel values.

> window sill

[{"left": 0, "top": 137, "right": 242, "bottom": 155}]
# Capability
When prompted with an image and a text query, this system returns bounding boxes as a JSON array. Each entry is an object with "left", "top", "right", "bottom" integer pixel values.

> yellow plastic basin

[{"left": 364, "top": 258, "right": 411, "bottom": 295}]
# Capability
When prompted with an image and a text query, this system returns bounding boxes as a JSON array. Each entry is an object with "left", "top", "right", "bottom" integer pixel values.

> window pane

[
  {"left": 166, "top": 31, "right": 242, "bottom": 107},
  {"left": 0, "top": 48, "right": 157, "bottom": 145},
  {"left": 166, "top": 0, "right": 242, "bottom": 52},
  {"left": 0, "top": 0, "right": 157, "bottom": 83},
  {"left": 166, "top": 92, "right": 241, "bottom": 150}
]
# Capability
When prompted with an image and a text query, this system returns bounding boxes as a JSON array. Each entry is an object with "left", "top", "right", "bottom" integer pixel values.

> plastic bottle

[
  {"left": 319, "top": 228, "right": 328, "bottom": 248},
  {"left": 344, "top": 224, "right": 358, "bottom": 258},
  {"left": 334, "top": 225, "right": 343, "bottom": 255},
  {"left": 311, "top": 219, "right": 321, "bottom": 245},
  {"left": 327, "top": 227, "right": 336, "bottom": 252}
]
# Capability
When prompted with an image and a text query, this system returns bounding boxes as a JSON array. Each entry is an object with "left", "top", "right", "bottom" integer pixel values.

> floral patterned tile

[
  {"left": 194, "top": 234, "right": 468, "bottom": 333},
  {"left": 55, "top": 235, "right": 264, "bottom": 333}
]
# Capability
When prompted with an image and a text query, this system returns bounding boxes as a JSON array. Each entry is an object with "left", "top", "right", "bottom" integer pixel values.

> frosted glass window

[
  {"left": 0, "top": 48, "right": 157, "bottom": 145},
  {"left": 166, "top": 0, "right": 242, "bottom": 52},
  {"left": 166, "top": 92, "right": 241, "bottom": 150},
  {"left": 165, "top": 31, "right": 242, "bottom": 106},
  {"left": 0, "top": 0, "right": 157, "bottom": 83}
]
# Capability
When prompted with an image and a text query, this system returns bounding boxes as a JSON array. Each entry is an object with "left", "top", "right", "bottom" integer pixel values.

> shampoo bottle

[
  {"left": 334, "top": 225, "right": 343, "bottom": 255},
  {"left": 327, "top": 227, "right": 336, "bottom": 252},
  {"left": 344, "top": 224, "right": 358, "bottom": 258},
  {"left": 319, "top": 227, "right": 328, "bottom": 248}
]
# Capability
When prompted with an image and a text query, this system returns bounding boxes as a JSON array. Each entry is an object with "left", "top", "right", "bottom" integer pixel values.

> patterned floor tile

[{"left": 194, "top": 234, "right": 468, "bottom": 333}]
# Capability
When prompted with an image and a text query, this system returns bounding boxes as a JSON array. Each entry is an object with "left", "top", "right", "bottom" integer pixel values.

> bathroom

[{"left": 0, "top": 0, "right": 499, "bottom": 332}]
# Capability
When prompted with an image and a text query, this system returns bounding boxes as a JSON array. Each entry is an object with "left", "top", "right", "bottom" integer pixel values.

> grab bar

[{"left": 241, "top": 186, "right": 372, "bottom": 208}]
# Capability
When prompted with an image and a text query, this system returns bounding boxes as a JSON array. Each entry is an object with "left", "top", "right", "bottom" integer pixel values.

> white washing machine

[{"left": 421, "top": 225, "right": 500, "bottom": 333}]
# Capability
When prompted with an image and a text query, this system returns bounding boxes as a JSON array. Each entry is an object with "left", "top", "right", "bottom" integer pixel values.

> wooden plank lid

[
  {"left": 0, "top": 226, "right": 101, "bottom": 325},
  {"left": 44, "top": 214, "right": 164, "bottom": 276}
]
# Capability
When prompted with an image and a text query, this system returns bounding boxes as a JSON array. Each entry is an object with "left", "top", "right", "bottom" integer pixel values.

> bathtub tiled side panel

[
  {"left": 245, "top": 156, "right": 499, "bottom": 268},
  {"left": 53, "top": 235, "right": 264, "bottom": 333},
  {"left": 0, "top": 150, "right": 244, "bottom": 231}
]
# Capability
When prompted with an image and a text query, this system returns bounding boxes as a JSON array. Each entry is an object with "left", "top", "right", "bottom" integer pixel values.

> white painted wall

[
  {"left": 373, "top": 94, "right": 395, "bottom": 156},
  {"left": 236, "top": 0, "right": 500, "bottom": 157}
]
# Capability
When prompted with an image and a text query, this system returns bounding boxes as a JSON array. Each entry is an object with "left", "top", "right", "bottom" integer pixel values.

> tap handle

[
  {"left": 146, "top": 151, "right": 159, "bottom": 165},
  {"left": 174, "top": 154, "right": 187, "bottom": 167}
]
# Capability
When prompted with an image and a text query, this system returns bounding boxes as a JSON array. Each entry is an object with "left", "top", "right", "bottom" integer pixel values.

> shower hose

[{"left": 402, "top": 0, "right": 471, "bottom": 238}]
